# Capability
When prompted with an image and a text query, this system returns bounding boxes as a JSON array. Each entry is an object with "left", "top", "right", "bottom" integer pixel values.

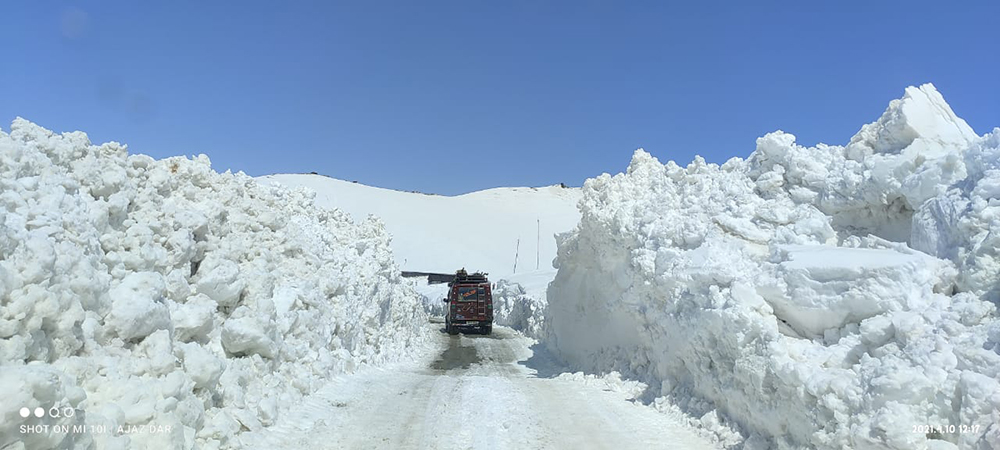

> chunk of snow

[
  {"left": 764, "top": 244, "right": 955, "bottom": 337},
  {"left": 170, "top": 294, "right": 217, "bottom": 342},
  {"left": 107, "top": 272, "right": 171, "bottom": 341},
  {"left": 221, "top": 315, "right": 275, "bottom": 358},
  {"left": 178, "top": 342, "right": 224, "bottom": 389},
  {"left": 194, "top": 257, "right": 245, "bottom": 308}
]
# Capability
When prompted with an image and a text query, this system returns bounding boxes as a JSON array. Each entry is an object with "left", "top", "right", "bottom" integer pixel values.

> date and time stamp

[{"left": 912, "top": 423, "right": 983, "bottom": 436}]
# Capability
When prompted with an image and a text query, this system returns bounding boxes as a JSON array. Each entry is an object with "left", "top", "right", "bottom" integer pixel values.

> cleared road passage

[{"left": 250, "top": 321, "right": 720, "bottom": 450}]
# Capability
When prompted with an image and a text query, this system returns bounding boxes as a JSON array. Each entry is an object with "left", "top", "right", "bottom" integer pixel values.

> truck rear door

[{"left": 455, "top": 285, "right": 487, "bottom": 321}]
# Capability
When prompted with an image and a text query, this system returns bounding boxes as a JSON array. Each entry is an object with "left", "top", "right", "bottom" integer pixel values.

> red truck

[{"left": 443, "top": 270, "right": 493, "bottom": 335}]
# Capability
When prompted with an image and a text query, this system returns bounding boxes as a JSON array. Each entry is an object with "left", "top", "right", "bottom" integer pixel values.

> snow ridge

[
  {"left": 0, "top": 119, "right": 428, "bottom": 449},
  {"left": 546, "top": 84, "right": 1000, "bottom": 449}
]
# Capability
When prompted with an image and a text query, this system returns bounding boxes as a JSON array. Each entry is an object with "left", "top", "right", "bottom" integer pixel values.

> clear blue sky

[{"left": 3, "top": 1, "right": 998, "bottom": 195}]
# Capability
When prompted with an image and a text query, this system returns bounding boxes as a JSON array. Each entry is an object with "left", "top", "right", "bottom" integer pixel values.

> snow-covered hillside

[
  {"left": 0, "top": 120, "right": 428, "bottom": 449},
  {"left": 546, "top": 84, "right": 1000, "bottom": 449},
  {"left": 259, "top": 174, "right": 582, "bottom": 279}
]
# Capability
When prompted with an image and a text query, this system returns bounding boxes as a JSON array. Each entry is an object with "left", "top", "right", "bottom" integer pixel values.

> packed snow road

[{"left": 249, "top": 320, "right": 719, "bottom": 450}]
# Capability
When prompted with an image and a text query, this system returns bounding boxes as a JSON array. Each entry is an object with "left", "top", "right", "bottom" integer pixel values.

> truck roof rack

[{"left": 452, "top": 270, "right": 488, "bottom": 284}]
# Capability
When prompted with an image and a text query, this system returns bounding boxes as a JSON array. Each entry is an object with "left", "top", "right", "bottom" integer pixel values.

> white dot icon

[
  {"left": 34, "top": 407, "right": 44, "bottom": 418},
  {"left": 19, "top": 408, "right": 30, "bottom": 418}
]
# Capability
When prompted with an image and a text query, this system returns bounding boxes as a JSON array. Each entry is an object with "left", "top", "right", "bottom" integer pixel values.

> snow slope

[
  {"left": 258, "top": 174, "right": 582, "bottom": 279},
  {"left": 0, "top": 120, "right": 428, "bottom": 449},
  {"left": 546, "top": 85, "right": 1000, "bottom": 449}
]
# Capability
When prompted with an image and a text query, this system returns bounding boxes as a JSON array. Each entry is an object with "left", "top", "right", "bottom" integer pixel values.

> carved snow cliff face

[{"left": 546, "top": 84, "right": 1000, "bottom": 449}]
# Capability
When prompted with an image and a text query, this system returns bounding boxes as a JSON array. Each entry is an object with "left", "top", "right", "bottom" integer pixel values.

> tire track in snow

[{"left": 249, "top": 321, "right": 719, "bottom": 449}]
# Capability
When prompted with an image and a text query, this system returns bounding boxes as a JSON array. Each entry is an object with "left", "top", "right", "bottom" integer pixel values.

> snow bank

[
  {"left": 546, "top": 84, "right": 1000, "bottom": 449},
  {"left": 491, "top": 271, "right": 552, "bottom": 339},
  {"left": 0, "top": 119, "right": 428, "bottom": 449},
  {"left": 413, "top": 281, "right": 449, "bottom": 317}
]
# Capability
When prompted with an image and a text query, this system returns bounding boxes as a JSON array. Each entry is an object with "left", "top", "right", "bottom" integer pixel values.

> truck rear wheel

[
  {"left": 483, "top": 324, "right": 492, "bottom": 335},
  {"left": 446, "top": 319, "right": 458, "bottom": 335}
]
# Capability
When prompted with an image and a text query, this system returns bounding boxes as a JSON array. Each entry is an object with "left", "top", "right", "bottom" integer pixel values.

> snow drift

[
  {"left": 0, "top": 119, "right": 427, "bottom": 449},
  {"left": 546, "top": 85, "right": 1000, "bottom": 449}
]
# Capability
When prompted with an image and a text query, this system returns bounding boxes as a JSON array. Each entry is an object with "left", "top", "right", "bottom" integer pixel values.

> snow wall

[
  {"left": 0, "top": 119, "right": 428, "bottom": 449},
  {"left": 492, "top": 272, "right": 552, "bottom": 340},
  {"left": 546, "top": 84, "right": 1000, "bottom": 449}
]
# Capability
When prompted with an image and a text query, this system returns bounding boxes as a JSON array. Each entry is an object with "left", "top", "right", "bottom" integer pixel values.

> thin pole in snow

[{"left": 513, "top": 238, "right": 520, "bottom": 274}]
